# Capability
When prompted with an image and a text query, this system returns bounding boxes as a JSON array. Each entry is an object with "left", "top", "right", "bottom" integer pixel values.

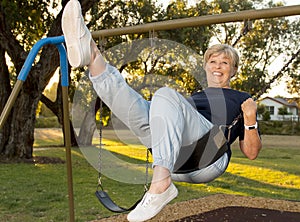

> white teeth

[{"left": 213, "top": 72, "right": 222, "bottom": 76}]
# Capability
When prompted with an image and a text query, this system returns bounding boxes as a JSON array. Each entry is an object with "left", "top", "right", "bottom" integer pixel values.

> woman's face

[{"left": 204, "top": 52, "right": 237, "bottom": 88}]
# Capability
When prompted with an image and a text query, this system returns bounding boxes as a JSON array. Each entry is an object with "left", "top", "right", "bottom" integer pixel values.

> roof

[{"left": 260, "top": 97, "right": 298, "bottom": 108}]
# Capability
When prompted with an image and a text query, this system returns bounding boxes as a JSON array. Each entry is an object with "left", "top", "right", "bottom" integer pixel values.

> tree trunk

[
  {"left": 3, "top": 70, "right": 41, "bottom": 158},
  {"left": 77, "top": 97, "right": 101, "bottom": 146},
  {"left": 40, "top": 71, "right": 79, "bottom": 147},
  {"left": 0, "top": 48, "right": 59, "bottom": 159},
  {"left": 5, "top": 90, "right": 39, "bottom": 158},
  {"left": 77, "top": 110, "right": 97, "bottom": 146},
  {"left": 0, "top": 46, "right": 12, "bottom": 156}
]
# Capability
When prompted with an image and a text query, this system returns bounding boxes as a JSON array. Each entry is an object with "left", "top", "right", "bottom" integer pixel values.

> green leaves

[{"left": 1, "top": 0, "right": 58, "bottom": 50}]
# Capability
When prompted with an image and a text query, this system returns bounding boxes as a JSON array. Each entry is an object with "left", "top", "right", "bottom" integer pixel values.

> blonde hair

[{"left": 203, "top": 44, "right": 239, "bottom": 69}]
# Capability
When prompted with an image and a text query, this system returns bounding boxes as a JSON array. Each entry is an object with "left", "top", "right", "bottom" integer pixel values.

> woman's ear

[{"left": 231, "top": 67, "right": 238, "bottom": 77}]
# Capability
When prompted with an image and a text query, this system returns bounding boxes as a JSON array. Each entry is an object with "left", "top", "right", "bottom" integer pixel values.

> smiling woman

[{"left": 203, "top": 44, "right": 239, "bottom": 88}]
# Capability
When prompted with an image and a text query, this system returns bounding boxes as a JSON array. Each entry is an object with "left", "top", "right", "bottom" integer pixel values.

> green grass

[{"left": 0, "top": 134, "right": 299, "bottom": 221}]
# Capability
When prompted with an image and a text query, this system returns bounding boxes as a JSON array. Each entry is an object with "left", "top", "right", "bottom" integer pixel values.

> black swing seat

[
  {"left": 95, "top": 190, "right": 143, "bottom": 213},
  {"left": 173, "top": 125, "right": 229, "bottom": 173}
]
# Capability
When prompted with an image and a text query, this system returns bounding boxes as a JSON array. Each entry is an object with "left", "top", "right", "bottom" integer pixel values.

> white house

[{"left": 258, "top": 97, "right": 299, "bottom": 121}]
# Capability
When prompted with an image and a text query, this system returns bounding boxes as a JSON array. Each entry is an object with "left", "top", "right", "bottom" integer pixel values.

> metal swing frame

[{"left": 0, "top": 36, "right": 75, "bottom": 221}]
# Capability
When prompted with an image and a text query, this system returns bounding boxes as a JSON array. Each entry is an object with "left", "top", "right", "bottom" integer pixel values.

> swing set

[{"left": 0, "top": 4, "right": 299, "bottom": 222}]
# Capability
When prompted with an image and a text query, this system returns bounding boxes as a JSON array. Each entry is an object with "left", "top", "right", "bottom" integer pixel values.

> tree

[
  {"left": 262, "top": 110, "right": 271, "bottom": 121},
  {"left": 286, "top": 18, "right": 300, "bottom": 97},
  {"left": 257, "top": 103, "right": 271, "bottom": 121},
  {"left": 257, "top": 103, "right": 266, "bottom": 119},
  {"left": 278, "top": 106, "right": 290, "bottom": 120},
  {"left": 278, "top": 106, "right": 289, "bottom": 115},
  {"left": 0, "top": 0, "right": 98, "bottom": 159}
]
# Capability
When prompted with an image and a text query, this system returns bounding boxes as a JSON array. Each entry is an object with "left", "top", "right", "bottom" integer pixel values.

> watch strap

[{"left": 244, "top": 122, "right": 258, "bottom": 130}]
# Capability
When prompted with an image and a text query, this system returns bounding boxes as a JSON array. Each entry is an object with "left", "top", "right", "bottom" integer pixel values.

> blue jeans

[{"left": 90, "top": 64, "right": 229, "bottom": 184}]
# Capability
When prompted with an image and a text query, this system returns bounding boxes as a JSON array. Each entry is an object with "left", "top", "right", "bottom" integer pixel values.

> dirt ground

[{"left": 91, "top": 194, "right": 300, "bottom": 222}]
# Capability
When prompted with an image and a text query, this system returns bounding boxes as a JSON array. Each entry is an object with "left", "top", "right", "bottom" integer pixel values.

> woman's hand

[
  {"left": 241, "top": 98, "right": 257, "bottom": 125},
  {"left": 239, "top": 97, "right": 262, "bottom": 160}
]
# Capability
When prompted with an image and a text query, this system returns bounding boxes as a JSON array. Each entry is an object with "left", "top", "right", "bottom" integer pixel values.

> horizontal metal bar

[{"left": 92, "top": 5, "right": 300, "bottom": 38}]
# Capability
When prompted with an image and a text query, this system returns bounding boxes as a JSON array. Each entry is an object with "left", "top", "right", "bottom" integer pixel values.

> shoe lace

[{"left": 141, "top": 193, "right": 155, "bottom": 207}]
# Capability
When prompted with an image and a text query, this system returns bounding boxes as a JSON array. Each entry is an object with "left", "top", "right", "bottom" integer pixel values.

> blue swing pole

[
  {"left": 0, "top": 36, "right": 75, "bottom": 222},
  {"left": 55, "top": 37, "right": 75, "bottom": 222}
]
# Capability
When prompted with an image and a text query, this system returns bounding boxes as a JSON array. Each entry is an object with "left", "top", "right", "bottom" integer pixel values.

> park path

[{"left": 34, "top": 128, "right": 300, "bottom": 149}]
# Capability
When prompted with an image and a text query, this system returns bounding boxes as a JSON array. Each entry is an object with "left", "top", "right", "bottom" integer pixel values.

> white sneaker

[
  {"left": 127, "top": 183, "right": 178, "bottom": 222},
  {"left": 61, "top": 0, "right": 91, "bottom": 68}
]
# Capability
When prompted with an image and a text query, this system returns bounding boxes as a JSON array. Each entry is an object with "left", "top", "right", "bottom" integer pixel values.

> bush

[
  {"left": 262, "top": 111, "right": 270, "bottom": 121},
  {"left": 259, "top": 120, "right": 300, "bottom": 135},
  {"left": 35, "top": 116, "right": 60, "bottom": 128}
]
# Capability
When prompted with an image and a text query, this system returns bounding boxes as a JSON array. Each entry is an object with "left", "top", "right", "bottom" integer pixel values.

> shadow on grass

[
  {"left": 74, "top": 147, "right": 300, "bottom": 203},
  {"left": 207, "top": 172, "right": 300, "bottom": 201}
]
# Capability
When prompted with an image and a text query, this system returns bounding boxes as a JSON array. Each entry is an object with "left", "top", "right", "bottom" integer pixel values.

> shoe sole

[{"left": 62, "top": 0, "right": 91, "bottom": 67}]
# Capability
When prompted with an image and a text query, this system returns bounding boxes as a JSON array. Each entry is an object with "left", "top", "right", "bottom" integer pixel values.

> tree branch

[
  {"left": 257, "top": 48, "right": 300, "bottom": 98},
  {"left": 0, "top": 8, "right": 27, "bottom": 72}
]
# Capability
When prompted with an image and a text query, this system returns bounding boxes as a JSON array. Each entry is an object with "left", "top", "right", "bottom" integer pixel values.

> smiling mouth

[{"left": 213, "top": 71, "right": 222, "bottom": 76}]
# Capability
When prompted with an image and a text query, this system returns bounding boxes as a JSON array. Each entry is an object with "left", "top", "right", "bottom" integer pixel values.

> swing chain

[
  {"left": 218, "top": 113, "right": 243, "bottom": 142},
  {"left": 142, "top": 30, "right": 156, "bottom": 192},
  {"left": 144, "top": 149, "right": 150, "bottom": 192},
  {"left": 96, "top": 38, "right": 106, "bottom": 191},
  {"left": 97, "top": 176, "right": 103, "bottom": 191},
  {"left": 97, "top": 98, "right": 104, "bottom": 191}
]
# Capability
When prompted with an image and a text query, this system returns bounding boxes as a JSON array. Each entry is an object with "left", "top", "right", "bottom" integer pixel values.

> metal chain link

[
  {"left": 97, "top": 99, "right": 103, "bottom": 190},
  {"left": 97, "top": 39, "right": 106, "bottom": 190},
  {"left": 144, "top": 149, "right": 150, "bottom": 192}
]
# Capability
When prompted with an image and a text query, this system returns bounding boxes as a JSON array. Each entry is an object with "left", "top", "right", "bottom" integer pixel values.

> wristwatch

[{"left": 244, "top": 122, "right": 258, "bottom": 130}]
